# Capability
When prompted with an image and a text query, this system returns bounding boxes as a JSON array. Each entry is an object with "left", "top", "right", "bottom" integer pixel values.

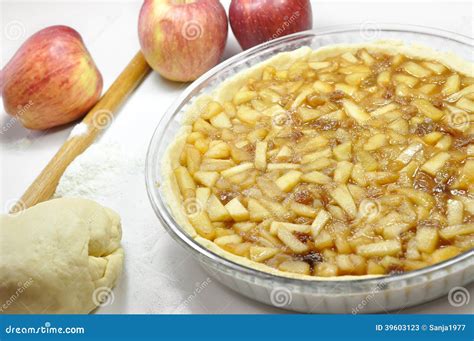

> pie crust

[{"left": 162, "top": 41, "right": 474, "bottom": 280}]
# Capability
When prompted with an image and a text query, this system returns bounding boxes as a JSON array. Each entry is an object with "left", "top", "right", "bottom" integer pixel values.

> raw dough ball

[{"left": 0, "top": 198, "right": 124, "bottom": 314}]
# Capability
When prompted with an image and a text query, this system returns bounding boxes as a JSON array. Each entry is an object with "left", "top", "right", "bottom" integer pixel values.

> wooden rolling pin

[{"left": 10, "top": 51, "right": 151, "bottom": 213}]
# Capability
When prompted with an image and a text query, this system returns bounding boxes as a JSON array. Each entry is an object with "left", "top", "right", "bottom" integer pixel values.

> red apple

[
  {"left": 138, "top": 0, "right": 228, "bottom": 82},
  {"left": 0, "top": 25, "right": 103, "bottom": 130},
  {"left": 229, "top": 0, "right": 313, "bottom": 50}
]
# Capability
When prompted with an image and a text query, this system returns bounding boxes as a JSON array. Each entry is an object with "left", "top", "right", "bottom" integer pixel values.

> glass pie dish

[{"left": 146, "top": 24, "right": 474, "bottom": 313}]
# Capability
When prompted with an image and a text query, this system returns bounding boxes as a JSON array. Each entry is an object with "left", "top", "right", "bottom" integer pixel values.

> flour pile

[{"left": 55, "top": 142, "right": 144, "bottom": 201}]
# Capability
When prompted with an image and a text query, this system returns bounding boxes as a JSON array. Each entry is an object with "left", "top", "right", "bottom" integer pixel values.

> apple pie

[{"left": 163, "top": 41, "right": 474, "bottom": 279}]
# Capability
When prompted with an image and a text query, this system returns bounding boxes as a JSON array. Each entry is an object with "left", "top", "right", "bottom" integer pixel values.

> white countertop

[{"left": 1, "top": 0, "right": 473, "bottom": 314}]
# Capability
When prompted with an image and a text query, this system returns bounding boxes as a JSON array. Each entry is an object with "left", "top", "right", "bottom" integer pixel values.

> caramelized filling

[{"left": 173, "top": 48, "right": 474, "bottom": 276}]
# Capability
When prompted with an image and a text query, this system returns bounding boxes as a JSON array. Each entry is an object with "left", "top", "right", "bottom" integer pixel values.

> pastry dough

[{"left": 0, "top": 198, "right": 124, "bottom": 313}]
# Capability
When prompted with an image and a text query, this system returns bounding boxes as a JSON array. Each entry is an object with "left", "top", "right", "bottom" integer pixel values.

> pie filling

[{"left": 172, "top": 47, "right": 474, "bottom": 277}]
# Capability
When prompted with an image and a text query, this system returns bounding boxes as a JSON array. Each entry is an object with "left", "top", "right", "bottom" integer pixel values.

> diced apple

[
  {"left": 456, "top": 97, "right": 474, "bottom": 112},
  {"left": 174, "top": 166, "right": 196, "bottom": 199},
  {"left": 330, "top": 185, "right": 357, "bottom": 218},
  {"left": 233, "top": 222, "right": 256, "bottom": 233},
  {"left": 333, "top": 161, "right": 353, "bottom": 183},
  {"left": 335, "top": 83, "right": 357, "bottom": 97},
  {"left": 442, "top": 74, "right": 460, "bottom": 96},
  {"left": 221, "top": 162, "right": 254, "bottom": 177},
  {"left": 225, "top": 198, "right": 249, "bottom": 222},
  {"left": 237, "top": 106, "right": 261, "bottom": 125},
  {"left": 200, "top": 159, "right": 234, "bottom": 171},
  {"left": 267, "top": 163, "right": 300, "bottom": 171},
  {"left": 388, "top": 118, "right": 409, "bottom": 135},
  {"left": 301, "top": 158, "right": 333, "bottom": 172},
  {"left": 313, "top": 230, "right": 334, "bottom": 250},
  {"left": 298, "top": 107, "right": 325, "bottom": 122},
  {"left": 279, "top": 260, "right": 310, "bottom": 275},
  {"left": 357, "top": 150, "right": 378, "bottom": 171},
  {"left": 397, "top": 143, "right": 423, "bottom": 164},
  {"left": 253, "top": 141, "right": 268, "bottom": 171},
  {"left": 210, "top": 112, "right": 232, "bottom": 129},
  {"left": 201, "top": 101, "right": 223, "bottom": 119},
  {"left": 435, "top": 135, "right": 452, "bottom": 151},
  {"left": 430, "top": 246, "right": 461, "bottom": 264},
  {"left": 275, "top": 145, "right": 293, "bottom": 161},
  {"left": 341, "top": 52, "right": 358, "bottom": 63},
  {"left": 276, "top": 227, "right": 309, "bottom": 253},
  {"left": 207, "top": 194, "right": 231, "bottom": 221},
  {"left": 416, "top": 228, "right": 439, "bottom": 253},
  {"left": 398, "top": 188, "right": 435, "bottom": 209},
  {"left": 333, "top": 141, "right": 352, "bottom": 161},
  {"left": 194, "top": 171, "right": 219, "bottom": 187},
  {"left": 402, "top": 61, "right": 431, "bottom": 78},
  {"left": 447, "top": 199, "right": 464, "bottom": 225},
  {"left": 204, "top": 141, "right": 230, "bottom": 159},
  {"left": 356, "top": 240, "right": 402, "bottom": 257},
  {"left": 311, "top": 209, "right": 331, "bottom": 239},
  {"left": 189, "top": 211, "right": 215, "bottom": 240},
  {"left": 422, "top": 61, "right": 446, "bottom": 75},
  {"left": 342, "top": 99, "right": 370, "bottom": 124},
  {"left": 248, "top": 198, "right": 272, "bottom": 222},
  {"left": 275, "top": 170, "right": 302, "bottom": 192},
  {"left": 301, "top": 171, "right": 332, "bottom": 184},
  {"left": 382, "top": 222, "right": 410, "bottom": 239},
  {"left": 195, "top": 187, "right": 211, "bottom": 208},
  {"left": 377, "top": 71, "right": 391, "bottom": 87},
  {"left": 214, "top": 234, "right": 243, "bottom": 246},
  {"left": 290, "top": 202, "right": 318, "bottom": 218},
  {"left": 422, "top": 131, "right": 444, "bottom": 145},
  {"left": 439, "top": 223, "right": 474, "bottom": 239},
  {"left": 250, "top": 246, "right": 279, "bottom": 262},
  {"left": 364, "top": 134, "right": 387, "bottom": 151},
  {"left": 233, "top": 90, "right": 257, "bottom": 105},
  {"left": 270, "top": 221, "right": 311, "bottom": 235},
  {"left": 393, "top": 73, "right": 419, "bottom": 87},
  {"left": 421, "top": 152, "right": 450, "bottom": 176},
  {"left": 367, "top": 260, "right": 385, "bottom": 274},
  {"left": 313, "top": 80, "right": 334, "bottom": 93},
  {"left": 256, "top": 177, "right": 286, "bottom": 201},
  {"left": 229, "top": 144, "right": 252, "bottom": 163},
  {"left": 412, "top": 99, "right": 445, "bottom": 121}
]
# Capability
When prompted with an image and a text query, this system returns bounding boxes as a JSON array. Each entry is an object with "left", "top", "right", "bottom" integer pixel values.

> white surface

[{"left": 1, "top": 0, "right": 473, "bottom": 314}]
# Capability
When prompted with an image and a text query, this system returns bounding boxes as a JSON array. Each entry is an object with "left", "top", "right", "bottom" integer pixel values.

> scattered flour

[
  {"left": 2, "top": 137, "right": 33, "bottom": 151},
  {"left": 54, "top": 142, "right": 144, "bottom": 201}
]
